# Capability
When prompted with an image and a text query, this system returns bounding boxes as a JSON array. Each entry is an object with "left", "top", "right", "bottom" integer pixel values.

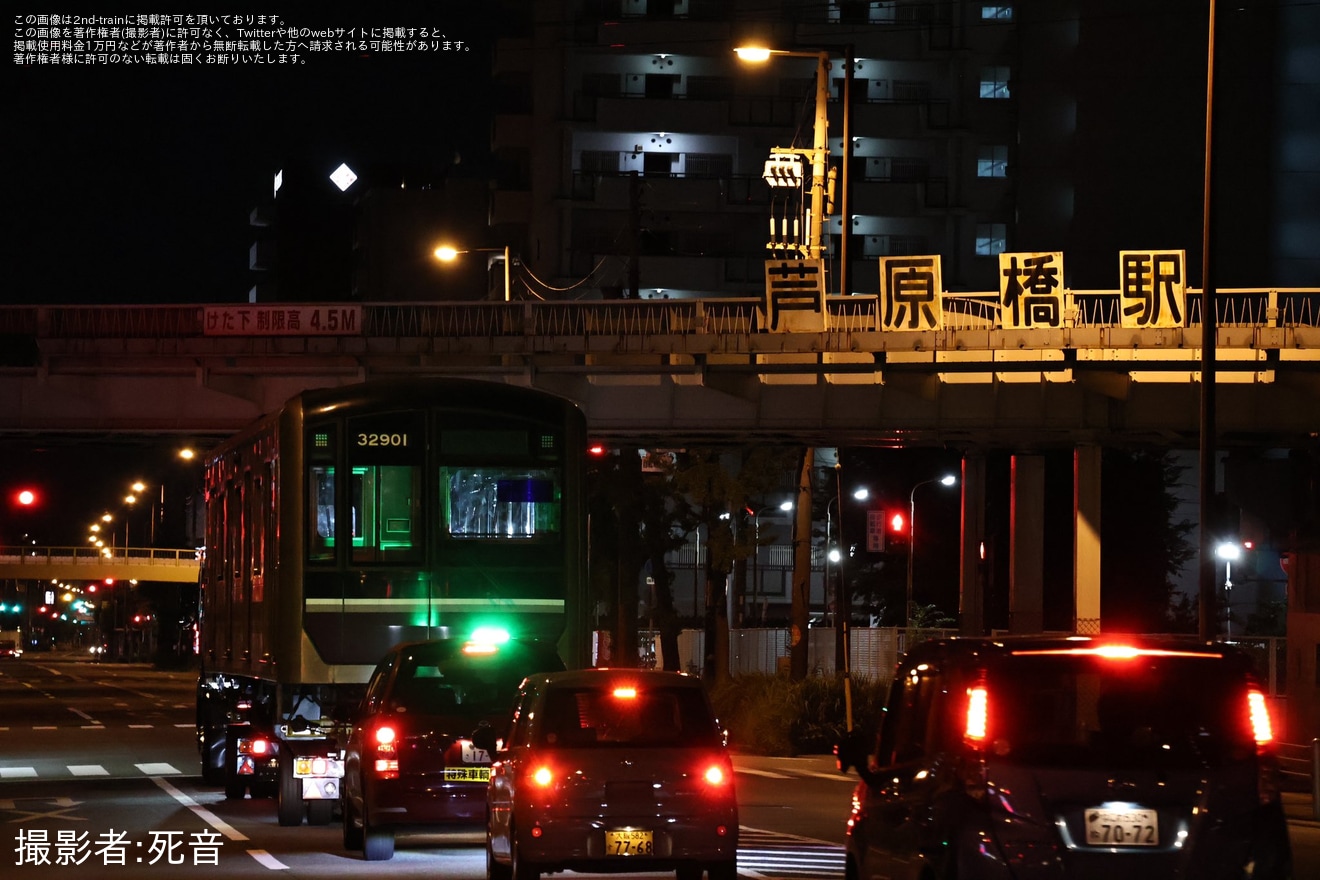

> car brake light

[
  {"left": 532, "top": 765, "right": 554, "bottom": 787},
  {"left": 612, "top": 687, "right": 637, "bottom": 699},
  {"left": 372, "top": 724, "right": 399, "bottom": 778},
  {"left": 1247, "top": 689, "right": 1273, "bottom": 745},
  {"left": 964, "top": 686, "right": 989, "bottom": 744},
  {"left": 703, "top": 763, "right": 728, "bottom": 786}
]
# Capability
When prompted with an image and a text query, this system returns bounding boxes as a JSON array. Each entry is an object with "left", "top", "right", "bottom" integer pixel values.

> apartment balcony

[{"left": 592, "top": 95, "right": 732, "bottom": 132}]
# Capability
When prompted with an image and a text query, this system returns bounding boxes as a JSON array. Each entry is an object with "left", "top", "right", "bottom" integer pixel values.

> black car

[
  {"left": 486, "top": 668, "right": 739, "bottom": 880},
  {"left": 341, "top": 633, "right": 565, "bottom": 860},
  {"left": 835, "top": 635, "right": 1292, "bottom": 880}
]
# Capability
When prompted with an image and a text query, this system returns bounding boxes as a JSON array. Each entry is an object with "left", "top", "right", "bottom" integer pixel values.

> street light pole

[
  {"left": 434, "top": 244, "right": 514, "bottom": 301},
  {"left": 906, "top": 475, "right": 957, "bottom": 630}
]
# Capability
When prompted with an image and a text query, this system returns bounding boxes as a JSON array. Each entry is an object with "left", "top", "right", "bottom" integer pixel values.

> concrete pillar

[
  {"left": 958, "top": 452, "right": 987, "bottom": 636},
  {"left": 1074, "top": 446, "right": 1102, "bottom": 634},
  {"left": 1009, "top": 454, "right": 1045, "bottom": 634}
]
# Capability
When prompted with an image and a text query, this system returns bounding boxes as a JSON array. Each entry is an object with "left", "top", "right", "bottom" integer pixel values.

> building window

[
  {"left": 981, "top": 5, "right": 1014, "bottom": 20},
  {"left": 980, "top": 67, "right": 1011, "bottom": 99},
  {"left": 975, "top": 223, "right": 1007, "bottom": 256},
  {"left": 977, "top": 145, "right": 1008, "bottom": 178}
]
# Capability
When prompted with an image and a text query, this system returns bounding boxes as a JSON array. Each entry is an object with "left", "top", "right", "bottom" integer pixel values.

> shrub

[{"left": 708, "top": 673, "right": 888, "bottom": 756}]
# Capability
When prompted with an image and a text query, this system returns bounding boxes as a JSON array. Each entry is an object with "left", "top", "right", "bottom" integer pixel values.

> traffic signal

[
  {"left": 11, "top": 487, "right": 40, "bottom": 508},
  {"left": 888, "top": 511, "right": 908, "bottom": 543}
]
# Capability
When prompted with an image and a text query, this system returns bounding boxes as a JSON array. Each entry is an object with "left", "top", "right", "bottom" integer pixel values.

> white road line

[
  {"left": 70, "top": 707, "right": 97, "bottom": 721},
  {"left": 799, "top": 770, "right": 856, "bottom": 782},
  {"left": 248, "top": 849, "right": 290, "bottom": 870},
  {"left": 69, "top": 765, "right": 110, "bottom": 776},
  {"left": 136, "top": 763, "right": 181, "bottom": 775},
  {"left": 150, "top": 776, "right": 249, "bottom": 842},
  {"left": 735, "top": 768, "right": 792, "bottom": 779},
  {"left": 128, "top": 724, "right": 153, "bottom": 729},
  {"left": 0, "top": 768, "right": 37, "bottom": 779}
]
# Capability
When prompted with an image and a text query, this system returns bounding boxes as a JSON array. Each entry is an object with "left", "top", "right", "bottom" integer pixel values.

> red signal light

[
  {"left": 587, "top": 443, "right": 608, "bottom": 457},
  {"left": 889, "top": 512, "right": 906, "bottom": 534}
]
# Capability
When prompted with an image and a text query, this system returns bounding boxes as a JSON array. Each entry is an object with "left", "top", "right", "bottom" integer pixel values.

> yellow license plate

[
  {"left": 442, "top": 767, "right": 491, "bottom": 783},
  {"left": 605, "top": 828, "right": 653, "bottom": 856},
  {"left": 1084, "top": 807, "right": 1159, "bottom": 847}
]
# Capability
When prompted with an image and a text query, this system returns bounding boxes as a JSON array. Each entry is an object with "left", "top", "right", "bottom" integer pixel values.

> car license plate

[
  {"left": 605, "top": 828, "right": 653, "bottom": 856},
  {"left": 1084, "top": 807, "right": 1159, "bottom": 846},
  {"left": 442, "top": 767, "right": 491, "bottom": 783}
]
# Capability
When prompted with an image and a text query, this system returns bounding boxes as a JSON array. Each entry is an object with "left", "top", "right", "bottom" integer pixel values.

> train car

[{"left": 194, "top": 378, "right": 588, "bottom": 826}]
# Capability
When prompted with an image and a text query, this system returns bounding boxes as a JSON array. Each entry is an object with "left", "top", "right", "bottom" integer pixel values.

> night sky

[
  {"left": 5, "top": 8, "right": 500, "bottom": 544},
  {"left": 11, "top": 7, "right": 498, "bottom": 306}
]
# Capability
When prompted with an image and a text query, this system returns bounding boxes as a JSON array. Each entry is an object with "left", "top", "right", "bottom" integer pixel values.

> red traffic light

[
  {"left": 587, "top": 443, "right": 609, "bottom": 457},
  {"left": 889, "top": 512, "right": 907, "bottom": 534},
  {"left": 13, "top": 488, "right": 39, "bottom": 506}
]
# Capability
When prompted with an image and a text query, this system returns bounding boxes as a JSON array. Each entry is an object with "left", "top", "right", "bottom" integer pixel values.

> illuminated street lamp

[
  {"left": 434, "top": 244, "right": 514, "bottom": 301},
  {"left": 906, "top": 475, "right": 958, "bottom": 629},
  {"left": 733, "top": 43, "right": 853, "bottom": 293},
  {"left": 1216, "top": 541, "right": 1241, "bottom": 638}
]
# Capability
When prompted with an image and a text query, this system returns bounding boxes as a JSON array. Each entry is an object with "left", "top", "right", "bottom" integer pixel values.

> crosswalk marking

[
  {"left": 738, "top": 826, "right": 844, "bottom": 878},
  {"left": 0, "top": 763, "right": 181, "bottom": 780}
]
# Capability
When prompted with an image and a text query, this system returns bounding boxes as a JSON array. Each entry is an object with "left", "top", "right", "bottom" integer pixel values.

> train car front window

[{"left": 442, "top": 467, "right": 561, "bottom": 538}]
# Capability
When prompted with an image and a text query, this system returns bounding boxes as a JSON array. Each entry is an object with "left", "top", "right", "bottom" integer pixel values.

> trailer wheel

[
  {"left": 307, "top": 799, "right": 333, "bottom": 826},
  {"left": 200, "top": 725, "right": 225, "bottom": 786},
  {"left": 276, "top": 755, "right": 305, "bottom": 827}
]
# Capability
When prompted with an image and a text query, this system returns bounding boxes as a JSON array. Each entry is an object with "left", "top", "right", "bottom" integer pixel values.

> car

[
  {"left": 834, "top": 635, "right": 1293, "bottom": 880},
  {"left": 486, "top": 668, "right": 739, "bottom": 880},
  {"left": 0, "top": 639, "right": 21, "bottom": 659},
  {"left": 341, "top": 633, "right": 565, "bottom": 860}
]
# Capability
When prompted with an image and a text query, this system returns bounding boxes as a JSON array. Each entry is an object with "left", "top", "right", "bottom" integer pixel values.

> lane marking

[
  {"left": 735, "top": 768, "right": 791, "bottom": 779},
  {"left": 0, "top": 768, "right": 38, "bottom": 779},
  {"left": 136, "top": 763, "right": 181, "bottom": 775},
  {"left": 248, "top": 849, "right": 290, "bottom": 870},
  {"left": 68, "top": 765, "right": 110, "bottom": 777},
  {"left": 150, "top": 776, "right": 249, "bottom": 841}
]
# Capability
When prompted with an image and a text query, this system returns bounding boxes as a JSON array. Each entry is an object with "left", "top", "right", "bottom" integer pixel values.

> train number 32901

[{"left": 356, "top": 433, "right": 410, "bottom": 447}]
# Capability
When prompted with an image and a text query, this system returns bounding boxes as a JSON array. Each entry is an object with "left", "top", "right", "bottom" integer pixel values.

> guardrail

[{"left": 1278, "top": 739, "right": 1320, "bottom": 819}]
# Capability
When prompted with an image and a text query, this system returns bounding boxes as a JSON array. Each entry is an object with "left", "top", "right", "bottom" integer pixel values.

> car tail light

[
  {"left": 1247, "top": 689, "right": 1273, "bottom": 745},
  {"left": 372, "top": 724, "right": 399, "bottom": 779},
  {"left": 964, "top": 686, "right": 989, "bottom": 745},
  {"left": 531, "top": 764, "right": 554, "bottom": 787},
  {"left": 703, "top": 763, "right": 727, "bottom": 786},
  {"left": 236, "top": 736, "right": 270, "bottom": 756}
]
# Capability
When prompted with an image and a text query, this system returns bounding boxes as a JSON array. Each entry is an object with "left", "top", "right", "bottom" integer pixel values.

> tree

[
  {"left": 667, "top": 445, "right": 799, "bottom": 683},
  {"left": 1101, "top": 450, "right": 1197, "bottom": 632}
]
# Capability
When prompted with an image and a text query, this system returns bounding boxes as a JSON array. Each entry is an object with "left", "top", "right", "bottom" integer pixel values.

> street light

[
  {"left": 906, "top": 474, "right": 958, "bottom": 629},
  {"left": 434, "top": 244, "right": 514, "bottom": 301},
  {"left": 826, "top": 473, "right": 868, "bottom": 733},
  {"left": 1216, "top": 541, "right": 1241, "bottom": 638}
]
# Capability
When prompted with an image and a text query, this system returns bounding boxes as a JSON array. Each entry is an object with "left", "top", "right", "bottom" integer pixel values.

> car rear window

[
  {"left": 539, "top": 685, "right": 722, "bottom": 748},
  {"left": 986, "top": 653, "right": 1257, "bottom": 769},
  {"left": 390, "top": 642, "right": 563, "bottom": 720}
]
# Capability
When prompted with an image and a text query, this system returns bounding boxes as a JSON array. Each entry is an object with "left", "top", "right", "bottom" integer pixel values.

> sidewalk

[{"left": 1284, "top": 791, "right": 1320, "bottom": 827}]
